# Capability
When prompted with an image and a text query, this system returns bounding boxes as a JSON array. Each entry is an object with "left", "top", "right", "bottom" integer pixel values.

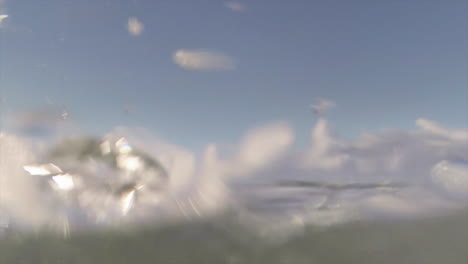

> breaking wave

[{"left": 0, "top": 115, "right": 467, "bottom": 242}]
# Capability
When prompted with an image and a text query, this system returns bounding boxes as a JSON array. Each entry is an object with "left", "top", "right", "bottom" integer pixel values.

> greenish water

[
  {"left": 1, "top": 211, "right": 467, "bottom": 264},
  {"left": 1, "top": 135, "right": 467, "bottom": 263}
]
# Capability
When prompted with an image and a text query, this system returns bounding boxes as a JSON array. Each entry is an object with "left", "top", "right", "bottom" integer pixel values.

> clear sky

[{"left": 0, "top": 0, "right": 466, "bottom": 150}]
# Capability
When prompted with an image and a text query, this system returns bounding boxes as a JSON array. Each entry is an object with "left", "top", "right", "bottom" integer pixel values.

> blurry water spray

[{"left": 0, "top": 102, "right": 467, "bottom": 240}]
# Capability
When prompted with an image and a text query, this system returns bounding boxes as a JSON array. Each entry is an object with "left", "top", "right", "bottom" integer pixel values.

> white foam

[
  {"left": 431, "top": 160, "right": 468, "bottom": 197},
  {"left": 0, "top": 115, "right": 467, "bottom": 233}
]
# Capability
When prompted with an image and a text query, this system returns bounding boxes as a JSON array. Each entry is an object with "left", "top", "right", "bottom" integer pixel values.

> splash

[{"left": 0, "top": 112, "right": 467, "bottom": 237}]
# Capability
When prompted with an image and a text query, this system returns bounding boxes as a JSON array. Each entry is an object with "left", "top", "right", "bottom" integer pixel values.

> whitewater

[{"left": 0, "top": 113, "right": 467, "bottom": 263}]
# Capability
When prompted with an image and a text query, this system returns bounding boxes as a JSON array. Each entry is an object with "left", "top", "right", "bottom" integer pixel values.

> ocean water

[
  {"left": 0, "top": 210, "right": 467, "bottom": 264},
  {"left": 0, "top": 119, "right": 467, "bottom": 264},
  {"left": 1, "top": 0, "right": 467, "bottom": 261}
]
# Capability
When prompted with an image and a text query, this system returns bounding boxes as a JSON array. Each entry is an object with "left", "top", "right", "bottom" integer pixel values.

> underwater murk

[{"left": 0, "top": 112, "right": 467, "bottom": 264}]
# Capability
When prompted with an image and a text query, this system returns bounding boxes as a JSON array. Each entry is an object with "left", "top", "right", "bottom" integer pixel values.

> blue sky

[{"left": 0, "top": 0, "right": 466, "bottom": 150}]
